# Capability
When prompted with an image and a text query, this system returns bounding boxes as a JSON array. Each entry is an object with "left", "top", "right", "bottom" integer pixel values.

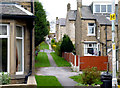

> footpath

[{"left": 36, "top": 44, "right": 80, "bottom": 87}]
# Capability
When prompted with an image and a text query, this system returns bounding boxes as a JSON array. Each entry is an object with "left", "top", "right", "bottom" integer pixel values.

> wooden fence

[{"left": 62, "top": 52, "right": 108, "bottom": 71}]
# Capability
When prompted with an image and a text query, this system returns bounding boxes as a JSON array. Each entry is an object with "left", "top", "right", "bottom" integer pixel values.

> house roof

[
  {"left": 81, "top": 6, "right": 117, "bottom": 25},
  {"left": 0, "top": 3, "right": 34, "bottom": 19},
  {"left": 68, "top": 10, "right": 77, "bottom": 21},
  {"left": 59, "top": 18, "right": 66, "bottom": 26}
]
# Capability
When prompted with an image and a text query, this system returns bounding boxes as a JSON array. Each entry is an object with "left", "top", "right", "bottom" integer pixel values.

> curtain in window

[
  {"left": 16, "top": 26, "right": 23, "bottom": 72},
  {"left": 16, "top": 39, "right": 22, "bottom": 72}
]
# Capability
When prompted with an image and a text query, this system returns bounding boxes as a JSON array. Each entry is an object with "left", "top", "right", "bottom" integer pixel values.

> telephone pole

[{"left": 112, "top": 0, "right": 117, "bottom": 87}]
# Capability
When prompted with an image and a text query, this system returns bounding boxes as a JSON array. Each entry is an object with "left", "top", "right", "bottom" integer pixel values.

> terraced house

[
  {"left": 56, "top": 3, "right": 76, "bottom": 44},
  {"left": 56, "top": 17, "right": 66, "bottom": 41},
  {"left": 75, "top": 0, "right": 118, "bottom": 57},
  {"left": 0, "top": 0, "right": 35, "bottom": 83}
]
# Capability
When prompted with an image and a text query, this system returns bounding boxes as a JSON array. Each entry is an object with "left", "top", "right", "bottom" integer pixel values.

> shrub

[
  {"left": 0, "top": 72, "right": 11, "bottom": 85},
  {"left": 55, "top": 41, "right": 62, "bottom": 56},
  {"left": 60, "top": 35, "right": 74, "bottom": 52},
  {"left": 81, "top": 67, "right": 102, "bottom": 85},
  {"left": 51, "top": 39, "right": 55, "bottom": 44}
]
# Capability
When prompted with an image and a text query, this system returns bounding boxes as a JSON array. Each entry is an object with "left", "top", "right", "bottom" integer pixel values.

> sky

[{"left": 39, "top": 0, "right": 77, "bottom": 33}]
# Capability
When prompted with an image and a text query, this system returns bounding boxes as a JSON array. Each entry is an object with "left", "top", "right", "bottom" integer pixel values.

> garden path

[{"left": 36, "top": 44, "right": 81, "bottom": 87}]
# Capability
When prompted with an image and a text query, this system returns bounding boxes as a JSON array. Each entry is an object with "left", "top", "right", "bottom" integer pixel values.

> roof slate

[
  {"left": 0, "top": 4, "right": 33, "bottom": 16},
  {"left": 81, "top": 6, "right": 115, "bottom": 25},
  {"left": 68, "top": 10, "right": 77, "bottom": 21},
  {"left": 59, "top": 18, "right": 66, "bottom": 26}
]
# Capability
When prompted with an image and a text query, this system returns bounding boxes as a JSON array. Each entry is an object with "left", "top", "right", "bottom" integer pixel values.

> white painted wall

[{"left": 82, "top": 0, "right": 118, "bottom": 6}]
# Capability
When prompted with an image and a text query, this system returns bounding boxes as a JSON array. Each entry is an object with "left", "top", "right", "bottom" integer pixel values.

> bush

[
  {"left": 55, "top": 41, "right": 62, "bottom": 56},
  {"left": 81, "top": 67, "right": 102, "bottom": 85},
  {"left": 51, "top": 39, "right": 55, "bottom": 44},
  {"left": 0, "top": 72, "right": 11, "bottom": 85},
  {"left": 60, "top": 35, "right": 74, "bottom": 52}
]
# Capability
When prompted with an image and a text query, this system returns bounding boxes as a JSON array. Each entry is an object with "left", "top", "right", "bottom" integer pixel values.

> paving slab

[{"left": 36, "top": 67, "right": 82, "bottom": 87}]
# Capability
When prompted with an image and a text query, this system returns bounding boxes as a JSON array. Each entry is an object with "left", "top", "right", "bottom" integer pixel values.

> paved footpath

[{"left": 36, "top": 44, "right": 81, "bottom": 87}]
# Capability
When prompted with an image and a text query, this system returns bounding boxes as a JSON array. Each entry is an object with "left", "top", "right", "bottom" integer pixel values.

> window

[
  {"left": 95, "top": 5, "right": 100, "bottom": 12},
  {"left": 88, "top": 23, "right": 95, "bottom": 36},
  {"left": 101, "top": 5, "right": 106, "bottom": 12},
  {"left": 16, "top": 26, "right": 24, "bottom": 75},
  {"left": 94, "top": 4, "right": 112, "bottom": 13},
  {"left": 0, "top": 24, "right": 9, "bottom": 73},
  {"left": 107, "top": 5, "right": 112, "bottom": 13},
  {"left": 84, "top": 43, "right": 98, "bottom": 56}
]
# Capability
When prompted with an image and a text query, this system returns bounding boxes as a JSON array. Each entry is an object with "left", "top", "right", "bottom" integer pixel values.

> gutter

[{"left": 25, "top": 0, "right": 34, "bottom": 83}]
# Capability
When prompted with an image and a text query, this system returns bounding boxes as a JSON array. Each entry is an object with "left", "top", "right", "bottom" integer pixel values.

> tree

[
  {"left": 60, "top": 35, "right": 74, "bottom": 52},
  {"left": 34, "top": 1, "right": 49, "bottom": 47}
]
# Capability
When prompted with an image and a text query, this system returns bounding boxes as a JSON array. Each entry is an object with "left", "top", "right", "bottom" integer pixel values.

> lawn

[
  {"left": 35, "top": 52, "right": 51, "bottom": 67},
  {"left": 35, "top": 75, "right": 63, "bottom": 88},
  {"left": 39, "top": 42, "right": 49, "bottom": 50},
  {"left": 70, "top": 74, "right": 82, "bottom": 83},
  {"left": 50, "top": 52, "right": 71, "bottom": 67}
]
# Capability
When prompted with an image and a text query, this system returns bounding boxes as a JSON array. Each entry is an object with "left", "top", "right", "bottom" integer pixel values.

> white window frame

[
  {"left": 93, "top": 3, "right": 112, "bottom": 14},
  {"left": 0, "top": 24, "right": 10, "bottom": 73},
  {"left": 16, "top": 25, "right": 24, "bottom": 75},
  {"left": 87, "top": 23, "right": 95, "bottom": 36},
  {"left": 84, "top": 42, "right": 98, "bottom": 56}
]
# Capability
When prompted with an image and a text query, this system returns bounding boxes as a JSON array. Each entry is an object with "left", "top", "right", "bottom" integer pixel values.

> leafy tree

[
  {"left": 60, "top": 35, "right": 74, "bottom": 52},
  {"left": 35, "top": 1, "right": 49, "bottom": 46}
]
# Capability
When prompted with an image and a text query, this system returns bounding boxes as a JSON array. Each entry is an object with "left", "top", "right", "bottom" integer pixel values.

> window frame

[
  {"left": 0, "top": 24, "right": 10, "bottom": 73},
  {"left": 84, "top": 42, "right": 98, "bottom": 56},
  {"left": 16, "top": 25, "right": 24, "bottom": 75},
  {"left": 87, "top": 23, "right": 95, "bottom": 36},
  {"left": 94, "top": 3, "right": 112, "bottom": 14}
]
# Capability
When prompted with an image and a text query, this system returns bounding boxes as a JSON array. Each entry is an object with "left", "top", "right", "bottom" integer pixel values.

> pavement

[{"left": 36, "top": 44, "right": 81, "bottom": 87}]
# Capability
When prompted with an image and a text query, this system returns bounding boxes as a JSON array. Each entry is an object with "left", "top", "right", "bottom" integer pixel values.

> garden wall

[{"left": 62, "top": 52, "right": 108, "bottom": 71}]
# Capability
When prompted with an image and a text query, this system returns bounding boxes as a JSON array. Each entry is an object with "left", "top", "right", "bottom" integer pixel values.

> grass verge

[
  {"left": 70, "top": 74, "right": 82, "bottom": 83},
  {"left": 50, "top": 52, "right": 71, "bottom": 67},
  {"left": 35, "top": 52, "right": 51, "bottom": 68},
  {"left": 39, "top": 42, "right": 49, "bottom": 50},
  {"left": 35, "top": 75, "right": 63, "bottom": 88}
]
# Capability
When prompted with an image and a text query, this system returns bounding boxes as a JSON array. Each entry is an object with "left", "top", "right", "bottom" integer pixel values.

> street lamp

[{"left": 111, "top": 0, "right": 117, "bottom": 87}]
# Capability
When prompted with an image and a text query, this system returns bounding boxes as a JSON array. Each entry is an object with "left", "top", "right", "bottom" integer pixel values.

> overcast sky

[{"left": 39, "top": 0, "right": 77, "bottom": 33}]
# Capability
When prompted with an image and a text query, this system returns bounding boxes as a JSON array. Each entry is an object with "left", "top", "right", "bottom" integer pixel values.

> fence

[{"left": 62, "top": 52, "right": 108, "bottom": 71}]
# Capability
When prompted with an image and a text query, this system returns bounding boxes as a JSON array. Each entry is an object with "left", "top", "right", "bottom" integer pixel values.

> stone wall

[{"left": 66, "top": 15, "right": 75, "bottom": 44}]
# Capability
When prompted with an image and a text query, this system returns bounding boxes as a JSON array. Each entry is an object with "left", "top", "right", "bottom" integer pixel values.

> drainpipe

[
  {"left": 25, "top": 0, "right": 34, "bottom": 83},
  {"left": 105, "top": 26, "right": 108, "bottom": 56}
]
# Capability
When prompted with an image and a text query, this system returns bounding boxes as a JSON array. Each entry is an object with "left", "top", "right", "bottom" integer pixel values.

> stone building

[
  {"left": 56, "top": 17, "right": 66, "bottom": 41},
  {"left": 65, "top": 3, "right": 76, "bottom": 44},
  {"left": 75, "top": 0, "right": 118, "bottom": 57},
  {"left": 0, "top": 0, "right": 35, "bottom": 83}
]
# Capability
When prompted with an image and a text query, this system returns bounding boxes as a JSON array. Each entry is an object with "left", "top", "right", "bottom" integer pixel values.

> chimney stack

[
  {"left": 77, "top": 0, "right": 82, "bottom": 8},
  {"left": 67, "top": 3, "right": 71, "bottom": 11}
]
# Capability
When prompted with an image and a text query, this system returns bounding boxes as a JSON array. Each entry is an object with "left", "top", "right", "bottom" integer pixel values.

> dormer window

[
  {"left": 94, "top": 3, "right": 112, "bottom": 13},
  {"left": 95, "top": 5, "right": 100, "bottom": 12},
  {"left": 101, "top": 5, "right": 106, "bottom": 12}
]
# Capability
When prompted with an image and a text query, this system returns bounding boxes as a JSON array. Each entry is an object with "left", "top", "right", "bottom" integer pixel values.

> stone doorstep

[{"left": 27, "top": 76, "right": 37, "bottom": 86}]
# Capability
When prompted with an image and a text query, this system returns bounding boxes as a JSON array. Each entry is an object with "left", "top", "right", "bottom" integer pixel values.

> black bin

[{"left": 101, "top": 72, "right": 112, "bottom": 88}]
